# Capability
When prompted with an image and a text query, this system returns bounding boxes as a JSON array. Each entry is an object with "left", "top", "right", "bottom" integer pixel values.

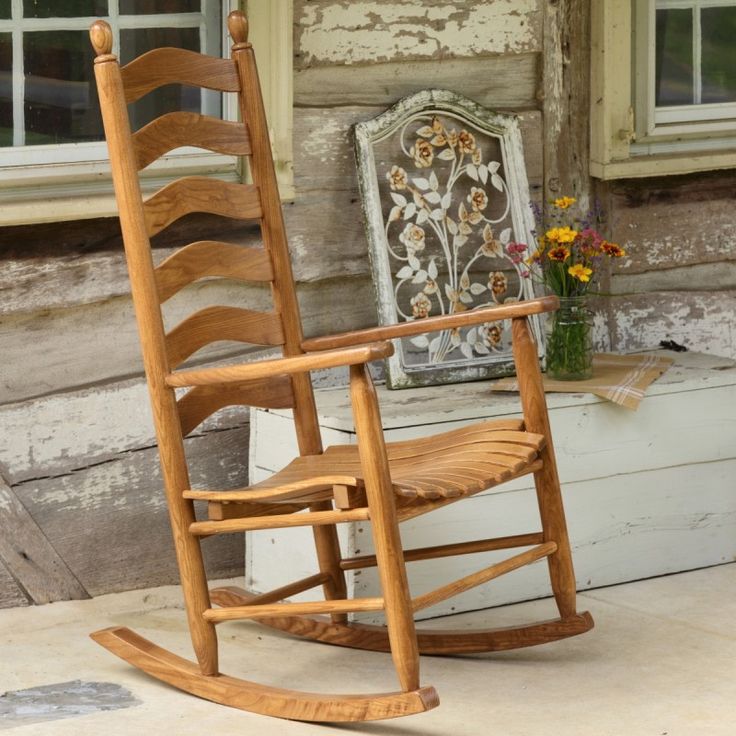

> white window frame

[
  {"left": 591, "top": 0, "right": 736, "bottom": 179},
  {"left": 0, "top": 0, "right": 293, "bottom": 225}
]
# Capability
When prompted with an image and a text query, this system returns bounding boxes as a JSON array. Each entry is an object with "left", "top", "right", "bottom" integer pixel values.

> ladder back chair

[{"left": 89, "top": 11, "right": 593, "bottom": 723}]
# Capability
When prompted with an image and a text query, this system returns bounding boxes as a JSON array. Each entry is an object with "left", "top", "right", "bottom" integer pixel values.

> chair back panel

[
  {"left": 91, "top": 14, "right": 322, "bottom": 455},
  {"left": 142, "top": 177, "right": 262, "bottom": 237},
  {"left": 133, "top": 113, "right": 251, "bottom": 170},
  {"left": 155, "top": 242, "right": 274, "bottom": 303},
  {"left": 166, "top": 306, "right": 285, "bottom": 369},
  {"left": 178, "top": 377, "right": 295, "bottom": 437},
  {"left": 120, "top": 47, "right": 241, "bottom": 103}
]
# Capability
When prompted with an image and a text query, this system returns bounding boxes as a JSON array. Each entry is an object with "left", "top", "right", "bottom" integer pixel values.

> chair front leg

[
  {"left": 349, "top": 364, "right": 420, "bottom": 692},
  {"left": 511, "top": 317, "right": 578, "bottom": 618}
]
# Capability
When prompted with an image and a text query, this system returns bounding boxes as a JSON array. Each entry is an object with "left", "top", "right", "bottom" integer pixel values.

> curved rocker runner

[{"left": 88, "top": 9, "right": 593, "bottom": 723}]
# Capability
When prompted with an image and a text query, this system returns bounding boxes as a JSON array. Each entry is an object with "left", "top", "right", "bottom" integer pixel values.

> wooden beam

[{"left": 0, "top": 477, "right": 89, "bottom": 605}]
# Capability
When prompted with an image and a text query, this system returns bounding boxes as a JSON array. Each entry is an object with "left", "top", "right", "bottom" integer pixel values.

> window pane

[
  {"left": 23, "top": 0, "right": 107, "bottom": 18},
  {"left": 0, "top": 33, "right": 11, "bottom": 146},
  {"left": 701, "top": 7, "right": 736, "bottom": 104},
  {"left": 0, "top": 0, "right": 10, "bottom": 19},
  {"left": 120, "top": 0, "right": 199, "bottom": 12},
  {"left": 655, "top": 8, "right": 694, "bottom": 106},
  {"left": 23, "top": 31, "right": 104, "bottom": 145},
  {"left": 120, "top": 27, "right": 213, "bottom": 130}
]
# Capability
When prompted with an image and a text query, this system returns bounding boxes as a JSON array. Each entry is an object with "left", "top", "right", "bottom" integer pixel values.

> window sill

[{"left": 590, "top": 149, "right": 736, "bottom": 180}]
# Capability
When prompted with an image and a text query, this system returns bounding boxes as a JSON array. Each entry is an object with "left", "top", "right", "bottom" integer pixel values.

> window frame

[
  {"left": 0, "top": 0, "right": 293, "bottom": 225},
  {"left": 590, "top": 0, "right": 736, "bottom": 179}
]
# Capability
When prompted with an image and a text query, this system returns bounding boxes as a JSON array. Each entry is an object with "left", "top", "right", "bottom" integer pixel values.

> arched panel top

[
  {"left": 155, "top": 242, "right": 274, "bottom": 303},
  {"left": 143, "top": 177, "right": 262, "bottom": 237},
  {"left": 165, "top": 306, "right": 285, "bottom": 368},
  {"left": 121, "top": 47, "right": 240, "bottom": 104},
  {"left": 133, "top": 113, "right": 251, "bottom": 170}
]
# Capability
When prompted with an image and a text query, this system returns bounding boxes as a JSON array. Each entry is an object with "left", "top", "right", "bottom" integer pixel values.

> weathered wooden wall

[{"left": 1, "top": 0, "right": 732, "bottom": 609}]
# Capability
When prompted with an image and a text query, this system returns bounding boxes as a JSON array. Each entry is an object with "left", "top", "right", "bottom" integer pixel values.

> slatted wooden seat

[{"left": 88, "top": 10, "right": 593, "bottom": 725}]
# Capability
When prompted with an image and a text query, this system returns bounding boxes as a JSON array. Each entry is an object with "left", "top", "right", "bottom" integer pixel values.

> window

[
  {"left": 591, "top": 0, "right": 736, "bottom": 178},
  {"left": 0, "top": 0, "right": 293, "bottom": 225}
]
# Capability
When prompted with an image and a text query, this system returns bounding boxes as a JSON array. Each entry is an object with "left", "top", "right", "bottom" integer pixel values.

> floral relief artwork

[{"left": 354, "top": 89, "right": 542, "bottom": 388}]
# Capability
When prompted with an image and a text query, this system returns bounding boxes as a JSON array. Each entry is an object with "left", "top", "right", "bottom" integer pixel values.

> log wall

[{"left": 1, "top": 0, "right": 732, "bottom": 608}]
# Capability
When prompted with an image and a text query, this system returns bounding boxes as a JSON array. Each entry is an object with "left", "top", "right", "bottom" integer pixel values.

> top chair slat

[
  {"left": 121, "top": 48, "right": 241, "bottom": 104},
  {"left": 133, "top": 113, "right": 251, "bottom": 170}
]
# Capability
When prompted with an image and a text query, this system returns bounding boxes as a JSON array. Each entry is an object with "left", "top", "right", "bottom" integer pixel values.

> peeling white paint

[{"left": 297, "top": 1, "right": 540, "bottom": 66}]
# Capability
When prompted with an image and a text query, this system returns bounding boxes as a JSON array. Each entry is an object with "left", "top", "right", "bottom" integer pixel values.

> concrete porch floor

[{"left": 1, "top": 564, "right": 735, "bottom": 735}]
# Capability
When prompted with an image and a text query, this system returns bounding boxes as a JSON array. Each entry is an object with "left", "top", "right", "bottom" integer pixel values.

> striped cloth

[{"left": 492, "top": 352, "right": 674, "bottom": 410}]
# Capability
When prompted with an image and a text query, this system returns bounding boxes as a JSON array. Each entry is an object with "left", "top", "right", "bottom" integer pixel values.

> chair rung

[
  {"left": 203, "top": 597, "right": 385, "bottom": 622},
  {"left": 236, "top": 573, "right": 330, "bottom": 607},
  {"left": 190, "top": 507, "right": 370, "bottom": 535},
  {"left": 412, "top": 542, "right": 557, "bottom": 613},
  {"left": 340, "top": 532, "right": 546, "bottom": 571}
]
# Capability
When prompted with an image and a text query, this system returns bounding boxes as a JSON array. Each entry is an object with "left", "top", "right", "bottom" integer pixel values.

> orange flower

[
  {"left": 553, "top": 196, "right": 576, "bottom": 209},
  {"left": 602, "top": 241, "right": 626, "bottom": 257},
  {"left": 548, "top": 246, "right": 570, "bottom": 262}
]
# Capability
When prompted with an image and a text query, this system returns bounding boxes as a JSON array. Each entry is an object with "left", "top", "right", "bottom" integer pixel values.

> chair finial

[
  {"left": 90, "top": 20, "right": 114, "bottom": 57},
  {"left": 228, "top": 10, "right": 250, "bottom": 46}
]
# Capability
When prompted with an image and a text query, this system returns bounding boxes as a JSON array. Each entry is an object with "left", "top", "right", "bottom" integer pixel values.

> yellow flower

[
  {"left": 546, "top": 226, "right": 578, "bottom": 244},
  {"left": 553, "top": 196, "right": 577, "bottom": 209},
  {"left": 548, "top": 246, "right": 570, "bottom": 262},
  {"left": 568, "top": 263, "right": 593, "bottom": 282}
]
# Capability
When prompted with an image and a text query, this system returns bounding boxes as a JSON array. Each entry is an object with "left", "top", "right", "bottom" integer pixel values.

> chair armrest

[
  {"left": 165, "top": 341, "right": 393, "bottom": 387},
  {"left": 301, "top": 296, "right": 558, "bottom": 352}
]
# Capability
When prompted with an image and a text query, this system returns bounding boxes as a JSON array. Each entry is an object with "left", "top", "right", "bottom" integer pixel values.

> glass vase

[{"left": 544, "top": 296, "right": 594, "bottom": 381}]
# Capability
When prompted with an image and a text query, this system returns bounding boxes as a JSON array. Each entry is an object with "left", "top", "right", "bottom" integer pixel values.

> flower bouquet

[{"left": 521, "top": 197, "right": 626, "bottom": 380}]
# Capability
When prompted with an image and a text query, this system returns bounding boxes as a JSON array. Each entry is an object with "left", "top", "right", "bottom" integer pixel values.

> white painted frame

[
  {"left": 0, "top": 0, "right": 293, "bottom": 224},
  {"left": 591, "top": 0, "right": 736, "bottom": 179},
  {"left": 355, "top": 89, "right": 544, "bottom": 389}
]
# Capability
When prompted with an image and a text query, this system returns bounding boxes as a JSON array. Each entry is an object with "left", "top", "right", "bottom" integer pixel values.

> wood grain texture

[
  {"left": 177, "top": 376, "right": 293, "bottom": 436},
  {"left": 302, "top": 296, "right": 559, "bottom": 351},
  {"left": 543, "top": 0, "right": 591, "bottom": 203},
  {"left": 165, "top": 341, "right": 392, "bottom": 387},
  {"left": 0, "top": 557, "right": 29, "bottom": 609},
  {"left": 210, "top": 586, "right": 595, "bottom": 654},
  {"left": 0, "top": 478, "right": 89, "bottom": 604},
  {"left": 91, "top": 626, "right": 439, "bottom": 722},
  {"left": 121, "top": 48, "right": 240, "bottom": 103},
  {"left": 294, "top": 54, "right": 540, "bottom": 108},
  {"left": 294, "top": 1, "right": 542, "bottom": 67},
  {"left": 13, "top": 427, "right": 247, "bottom": 597},
  {"left": 133, "top": 113, "right": 251, "bottom": 170},
  {"left": 204, "top": 597, "right": 384, "bottom": 622},
  {"left": 190, "top": 507, "right": 370, "bottom": 535},
  {"left": 349, "top": 363, "right": 420, "bottom": 692},
  {"left": 155, "top": 242, "right": 274, "bottom": 302},
  {"left": 340, "top": 533, "right": 545, "bottom": 571},
  {"left": 165, "top": 306, "right": 285, "bottom": 368},
  {"left": 412, "top": 542, "right": 556, "bottom": 612},
  {"left": 143, "top": 178, "right": 262, "bottom": 237}
]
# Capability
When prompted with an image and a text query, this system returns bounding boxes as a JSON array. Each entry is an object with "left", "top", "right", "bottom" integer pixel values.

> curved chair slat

[
  {"left": 121, "top": 47, "right": 240, "bottom": 103},
  {"left": 133, "top": 112, "right": 251, "bottom": 170},
  {"left": 155, "top": 241, "right": 274, "bottom": 303},
  {"left": 165, "top": 306, "right": 284, "bottom": 368},
  {"left": 143, "top": 177, "right": 262, "bottom": 237}
]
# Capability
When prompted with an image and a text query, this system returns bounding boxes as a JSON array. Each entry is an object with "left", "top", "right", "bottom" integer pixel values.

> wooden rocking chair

[{"left": 89, "top": 11, "right": 593, "bottom": 723}]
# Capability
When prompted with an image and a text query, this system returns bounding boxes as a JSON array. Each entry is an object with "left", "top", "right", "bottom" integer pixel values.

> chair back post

[
  {"left": 90, "top": 21, "right": 218, "bottom": 673},
  {"left": 227, "top": 11, "right": 323, "bottom": 457}
]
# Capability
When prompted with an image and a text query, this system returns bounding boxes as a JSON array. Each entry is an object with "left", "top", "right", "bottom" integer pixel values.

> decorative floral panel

[{"left": 354, "top": 89, "right": 544, "bottom": 389}]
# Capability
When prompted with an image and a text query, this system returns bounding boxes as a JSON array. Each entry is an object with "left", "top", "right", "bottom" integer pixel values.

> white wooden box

[{"left": 247, "top": 352, "right": 736, "bottom": 621}]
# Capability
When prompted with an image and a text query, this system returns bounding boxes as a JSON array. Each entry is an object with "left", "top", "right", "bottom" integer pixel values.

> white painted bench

[{"left": 248, "top": 352, "right": 736, "bottom": 620}]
